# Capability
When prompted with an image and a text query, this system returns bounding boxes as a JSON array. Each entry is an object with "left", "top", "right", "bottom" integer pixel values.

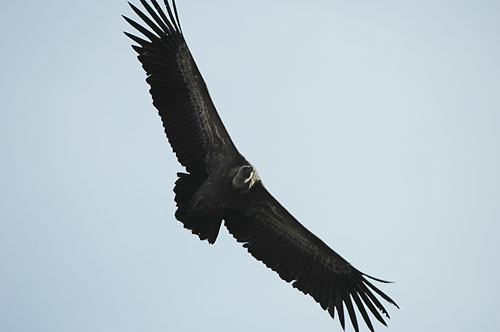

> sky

[{"left": 1, "top": 0, "right": 499, "bottom": 331}]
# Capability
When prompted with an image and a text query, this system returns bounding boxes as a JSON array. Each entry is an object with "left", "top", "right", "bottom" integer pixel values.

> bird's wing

[
  {"left": 224, "top": 183, "right": 399, "bottom": 332},
  {"left": 123, "top": 0, "right": 239, "bottom": 177}
]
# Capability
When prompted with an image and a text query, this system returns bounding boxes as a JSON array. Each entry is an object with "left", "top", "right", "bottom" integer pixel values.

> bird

[{"left": 123, "top": 1, "right": 398, "bottom": 331}]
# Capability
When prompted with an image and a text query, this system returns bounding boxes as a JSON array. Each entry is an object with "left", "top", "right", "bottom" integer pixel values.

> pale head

[{"left": 232, "top": 165, "right": 258, "bottom": 192}]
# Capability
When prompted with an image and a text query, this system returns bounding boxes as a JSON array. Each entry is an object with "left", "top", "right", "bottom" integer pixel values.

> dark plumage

[{"left": 123, "top": 1, "right": 398, "bottom": 331}]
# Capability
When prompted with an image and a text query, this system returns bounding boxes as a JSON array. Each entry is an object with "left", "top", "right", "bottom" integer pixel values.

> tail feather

[
  {"left": 173, "top": 172, "right": 222, "bottom": 244},
  {"left": 173, "top": 172, "right": 203, "bottom": 220}
]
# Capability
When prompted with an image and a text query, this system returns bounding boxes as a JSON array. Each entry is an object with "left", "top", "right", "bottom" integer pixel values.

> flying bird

[{"left": 123, "top": 1, "right": 398, "bottom": 331}]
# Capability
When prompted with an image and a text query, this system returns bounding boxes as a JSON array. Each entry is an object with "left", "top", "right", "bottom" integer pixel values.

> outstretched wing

[
  {"left": 123, "top": 0, "right": 239, "bottom": 177},
  {"left": 224, "top": 183, "right": 399, "bottom": 332}
]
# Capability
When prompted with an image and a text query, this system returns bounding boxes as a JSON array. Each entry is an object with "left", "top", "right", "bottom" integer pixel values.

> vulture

[{"left": 123, "top": 1, "right": 398, "bottom": 331}]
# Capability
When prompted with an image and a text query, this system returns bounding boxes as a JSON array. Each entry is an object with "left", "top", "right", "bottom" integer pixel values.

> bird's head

[{"left": 232, "top": 165, "right": 258, "bottom": 192}]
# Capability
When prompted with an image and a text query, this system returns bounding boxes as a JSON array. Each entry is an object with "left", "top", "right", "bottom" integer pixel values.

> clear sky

[{"left": 1, "top": 1, "right": 499, "bottom": 331}]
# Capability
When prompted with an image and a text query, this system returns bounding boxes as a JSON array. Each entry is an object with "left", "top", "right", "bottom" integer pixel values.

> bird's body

[{"left": 124, "top": 1, "right": 398, "bottom": 331}]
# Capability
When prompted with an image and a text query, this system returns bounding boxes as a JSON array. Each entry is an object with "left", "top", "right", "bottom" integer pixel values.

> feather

[
  {"left": 128, "top": 2, "right": 164, "bottom": 37},
  {"left": 139, "top": 0, "right": 171, "bottom": 34}
]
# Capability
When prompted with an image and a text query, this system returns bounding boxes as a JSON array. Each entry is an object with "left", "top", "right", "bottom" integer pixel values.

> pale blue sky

[{"left": 1, "top": 1, "right": 499, "bottom": 331}]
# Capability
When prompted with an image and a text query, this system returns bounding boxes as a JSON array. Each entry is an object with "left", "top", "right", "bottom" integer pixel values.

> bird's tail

[{"left": 174, "top": 172, "right": 222, "bottom": 244}]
